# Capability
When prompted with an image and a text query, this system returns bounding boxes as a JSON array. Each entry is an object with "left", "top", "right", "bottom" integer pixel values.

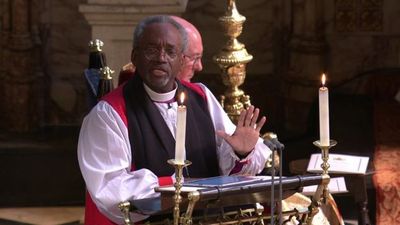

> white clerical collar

[{"left": 143, "top": 82, "right": 177, "bottom": 103}]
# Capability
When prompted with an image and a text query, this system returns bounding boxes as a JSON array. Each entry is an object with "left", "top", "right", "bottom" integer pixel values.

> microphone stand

[
  {"left": 278, "top": 145, "right": 283, "bottom": 225},
  {"left": 272, "top": 141, "right": 284, "bottom": 225},
  {"left": 264, "top": 134, "right": 285, "bottom": 225},
  {"left": 270, "top": 148, "right": 275, "bottom": 225}
]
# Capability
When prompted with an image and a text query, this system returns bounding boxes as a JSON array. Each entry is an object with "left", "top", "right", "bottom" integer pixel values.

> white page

[
  {"left": 307, "top": 153, "right": 369, "bottom": 174},
  {"left": 302, "top": 177, "right": 348, "bottom": 195}
]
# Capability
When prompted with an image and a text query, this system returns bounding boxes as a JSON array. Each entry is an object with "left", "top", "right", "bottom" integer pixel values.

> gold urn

[{"left": 213, "top": 0, "right": 253, "bottom": 122}]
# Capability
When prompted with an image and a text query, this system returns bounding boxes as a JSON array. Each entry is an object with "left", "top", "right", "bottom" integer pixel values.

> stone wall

[
  {"left": 326, "top": 0, "right": 400, "bottom": 81},
  {"left": 0, "top": 0, "right": 91, "bottom": 130},
  {"left": 46, "top": 0, "right": 91, "bottom": 125}
]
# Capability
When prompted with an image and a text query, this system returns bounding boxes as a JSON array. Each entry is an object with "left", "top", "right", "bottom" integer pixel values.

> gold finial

[
  {"left": 88, "top": 39, "right": 104, "bottom": 52},
  {"left": 100, "top": 66, "right": 114, "bottom": 80}
]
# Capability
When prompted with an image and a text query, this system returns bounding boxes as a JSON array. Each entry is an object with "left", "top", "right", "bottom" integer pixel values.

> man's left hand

[{"left": 216, "top": 105, "right": 266, "bottom": 157}]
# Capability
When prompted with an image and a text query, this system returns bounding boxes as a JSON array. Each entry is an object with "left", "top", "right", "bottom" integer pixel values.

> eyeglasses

[
  {"left": 184, "top": 54, "right": 202, "bottom": 66},
  {"left": 140, "top": 46, "right": 181, "bottom": 61}
]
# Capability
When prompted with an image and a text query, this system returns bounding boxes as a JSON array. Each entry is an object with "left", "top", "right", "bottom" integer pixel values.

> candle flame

[
  {"left": 321, "top": 73, "right": 326, "bottom": 87},
  {"left": 179, "top": 92, "right": 185, "bottom": 105}
]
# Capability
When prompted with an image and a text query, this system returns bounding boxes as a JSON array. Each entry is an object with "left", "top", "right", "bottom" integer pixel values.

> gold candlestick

[
  {"left": 118, "top": 201, "right": 132, "bottom": 225},
  {"left": 313, "top": 139, "right": 337, "bottom": 201},
  {"left": 168, "top": 159, "right": 192, "bottom": 225}
]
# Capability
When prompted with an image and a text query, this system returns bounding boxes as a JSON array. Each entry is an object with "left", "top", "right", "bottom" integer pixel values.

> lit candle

[
  {"left": 319, "top": 73, "right": 330, "bottom": 146},
  {"left": 175, "top": 92, "right": 187, "bottom": 164}
]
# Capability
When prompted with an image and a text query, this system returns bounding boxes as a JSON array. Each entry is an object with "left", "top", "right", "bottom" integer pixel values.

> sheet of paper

[
  {"left": 302, "top": 177, "right": 348, "bottom": 195},
  {"left": 307, "top": 153, "right": 369, "bottom": 174}
]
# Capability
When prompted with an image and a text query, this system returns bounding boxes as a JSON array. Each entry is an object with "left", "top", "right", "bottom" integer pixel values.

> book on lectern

[
  {"left": 307, "top": 153, "right": 369, "bottom": 175},
  {"left": 156, "top": 175, "right": 263, "bottom": 193}
]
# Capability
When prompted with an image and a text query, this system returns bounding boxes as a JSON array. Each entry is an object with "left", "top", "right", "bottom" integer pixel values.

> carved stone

[
  {"left": 1, "top": 0, "right": 41, "bottom": 132},
  {"left": 335, "top": 0, "right": 383, "bottom": 32}
]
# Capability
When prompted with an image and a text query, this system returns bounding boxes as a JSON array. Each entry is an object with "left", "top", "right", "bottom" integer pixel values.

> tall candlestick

[
  {"left": 175, "top": 92, "right": 187, "bottom": 164},
  {"left": 319, "top": 74, "right": 330, "bottom": 146}
]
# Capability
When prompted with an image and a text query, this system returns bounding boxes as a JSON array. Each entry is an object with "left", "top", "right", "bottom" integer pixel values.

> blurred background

[{"left": 0, "top": 0, "right": 399, "bottom": 224}]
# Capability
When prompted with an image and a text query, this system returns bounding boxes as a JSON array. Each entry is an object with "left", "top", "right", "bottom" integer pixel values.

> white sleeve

[
  {"left": 196, "top": 83, "right": 272, "bottom": 175},
  {"left": 77, "top": 101, "right": 159, "bottom": 224}
]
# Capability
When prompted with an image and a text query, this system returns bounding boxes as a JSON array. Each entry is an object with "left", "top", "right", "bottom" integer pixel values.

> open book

[
  {"left": 307, "top": 153, "right": 369, "bottom": 174},
  {"left": 156, "top": 176, "right": 263, "bottom": 193}
]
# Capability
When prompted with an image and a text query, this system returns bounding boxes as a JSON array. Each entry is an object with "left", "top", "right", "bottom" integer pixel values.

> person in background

[
  {"left": 172, "top": 15, "right": 203, "bottom": 82},
  {"left": 117, "top": 16, "right": 203, "bottom": 85},
  {"left": 78, "top": 15, "right": 271, "bottom": 224}
]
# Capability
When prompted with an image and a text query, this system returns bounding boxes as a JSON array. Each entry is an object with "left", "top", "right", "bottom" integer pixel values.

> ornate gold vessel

[{"left": 213, "top": 0, "right": 253, "bottom": 122}]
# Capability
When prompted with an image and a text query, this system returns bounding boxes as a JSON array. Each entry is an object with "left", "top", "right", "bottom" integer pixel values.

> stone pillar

[
  {"left": 1, "top": 0, "right": 42, "bottom": 132},
  {"left": 283, "top": 0, "right": 327, "bottom": 135},
  {"left": 79, "top": 0, "right": 188, "bottom": 85}
]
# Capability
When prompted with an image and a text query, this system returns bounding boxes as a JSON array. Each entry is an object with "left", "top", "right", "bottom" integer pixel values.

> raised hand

[{"left": 216, "top": 105, "right": 266, "bottom": 156}]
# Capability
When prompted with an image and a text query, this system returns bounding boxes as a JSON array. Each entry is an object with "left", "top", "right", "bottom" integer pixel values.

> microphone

[
  {"left": 263, "top": 133, "right": 284, "bottom": 151},
  {"left": 270, "top": 138, "right": 285, "bottom": 150},
  {"left": 263, "top": 139, "right": 276, "bottom": 150}
]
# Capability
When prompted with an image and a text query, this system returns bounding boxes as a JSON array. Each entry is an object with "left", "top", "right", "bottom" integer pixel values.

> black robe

[{"left": 123, "top": 75, "right": 219, "bottom": 178}]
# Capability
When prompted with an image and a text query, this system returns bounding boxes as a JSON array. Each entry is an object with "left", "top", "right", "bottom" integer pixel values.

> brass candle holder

[
  {"left": 118, "top": 201, "right": 132, "bottom": 225},
  {"left": 168, "top": 159, "right": 192, "bottom": 225},
  {"left": 312, "top": 139, "right": 337, "bottom": 201}
]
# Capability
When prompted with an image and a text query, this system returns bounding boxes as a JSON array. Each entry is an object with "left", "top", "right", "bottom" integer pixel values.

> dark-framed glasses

[{"left": 141, "top": 46, "right": 180, "bottom": 61}]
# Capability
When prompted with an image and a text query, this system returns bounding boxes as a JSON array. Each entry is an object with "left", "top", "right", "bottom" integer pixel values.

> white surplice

[{"left": 78, "top": 83, "right": 271, "bottom": 224}]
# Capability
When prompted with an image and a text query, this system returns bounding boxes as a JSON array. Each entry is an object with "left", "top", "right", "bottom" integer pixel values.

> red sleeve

[{"left": 101, "top": 84, "right": 128, "bottom": 126}]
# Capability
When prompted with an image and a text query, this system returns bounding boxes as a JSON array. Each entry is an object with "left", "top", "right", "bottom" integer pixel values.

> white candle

[
  {"left": 319, "top": 74, "right": 330, "bottom": 146},
  {"left": 175, "top": 92, "right": 187, "bottom": 164}
]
